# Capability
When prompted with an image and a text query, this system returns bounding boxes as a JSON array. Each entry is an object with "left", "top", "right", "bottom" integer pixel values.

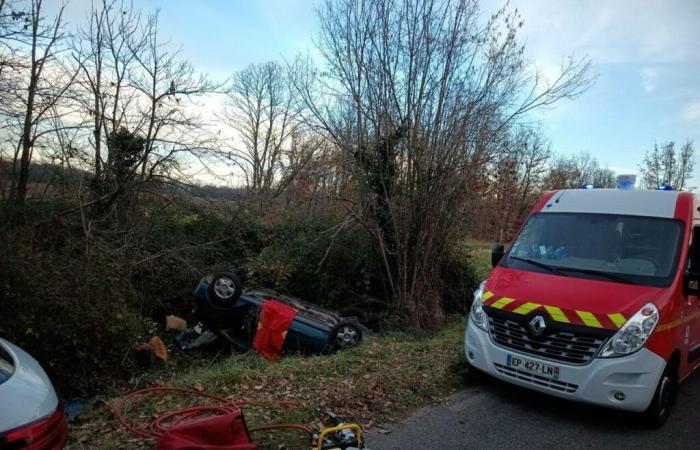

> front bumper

[{"left": 465, "top": 318, "right": 666, "bottom": 412}]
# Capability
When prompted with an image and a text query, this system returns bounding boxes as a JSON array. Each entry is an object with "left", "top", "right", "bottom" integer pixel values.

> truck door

[{"left": 685, "top": 226, "right": 700, "bottom": 370}]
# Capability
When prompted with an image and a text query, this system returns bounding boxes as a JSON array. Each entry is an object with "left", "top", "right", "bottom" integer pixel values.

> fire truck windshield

[{"left": 504, "top": 212, "right": 684, "bottom": 287}]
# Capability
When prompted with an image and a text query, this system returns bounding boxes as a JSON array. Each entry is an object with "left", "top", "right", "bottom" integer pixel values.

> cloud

[
  {"left": 496, "top": 0, "right": 700, "bottom": 65},
  {"left": 682, "top": 99, "right": 700, "bottom": 126},
  {"left": 640, "top": 67, "right": 658, "bottom": 93}
]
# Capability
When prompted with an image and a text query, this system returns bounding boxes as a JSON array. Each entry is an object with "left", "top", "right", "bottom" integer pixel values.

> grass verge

[{"left": 68, "top": 319, "right": 470, "bottom": 449}]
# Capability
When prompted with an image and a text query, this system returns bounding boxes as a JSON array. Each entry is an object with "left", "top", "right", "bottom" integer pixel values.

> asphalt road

[{"left": 368, "top": 370, "right": 700, "bottom": 449}]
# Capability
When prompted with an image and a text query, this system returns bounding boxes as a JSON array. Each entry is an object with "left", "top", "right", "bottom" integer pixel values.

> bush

[
  {"left": 0, "top": 207, "right": 144, "bottom": 397},
  {"left": 0, "top": 197, "right": 480, "bottom": 395},
  {"left": 243, "top": 210, "right": 386, "bottom": 316},
  {"left": 441, "top": 240, "right": 482, "bottom": 314}
]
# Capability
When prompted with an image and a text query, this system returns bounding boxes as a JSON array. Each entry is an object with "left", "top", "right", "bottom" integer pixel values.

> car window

[
  {"left": 687, "top": 227, "right": 700, "bottom": 273},
  {"left": 0, "top": 344, "right": 14, "bottom": 384}
]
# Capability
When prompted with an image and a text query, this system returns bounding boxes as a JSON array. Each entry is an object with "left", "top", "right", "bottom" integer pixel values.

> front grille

[
  {"left": 487, "top": 313, "right": 609, "bottom": 365},
  {"left": 494, "top": 363, "right": 578, "bottom": 393}
]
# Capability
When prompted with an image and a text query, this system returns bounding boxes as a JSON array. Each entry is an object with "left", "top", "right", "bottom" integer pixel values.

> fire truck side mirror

[
  {"left": 684, "top": 269, "right": 700, "bottom": 296},
  {"left": 491, "top": 243, "right": 505, "bottom": 268}
]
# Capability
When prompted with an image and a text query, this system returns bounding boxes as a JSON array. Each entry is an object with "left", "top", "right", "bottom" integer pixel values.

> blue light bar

[
  {"left": 579, "top": 183, "right": 594, "bottom": 189},
  {"left": 657, "top": 183, "right": 674, "bottom": 191},
  {"left": 616, "top": 174, "right": 636, "bottom": 190}
]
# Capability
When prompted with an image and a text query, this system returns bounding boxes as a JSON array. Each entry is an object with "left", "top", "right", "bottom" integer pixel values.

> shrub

[
  {"left": 0, "top": 197, "right": 480, "bottom": 395},
  {"left": 0, "top": 208, "right": 144, "bottom": 396},
  {"left": 441, "top": 240, "right": 482, "bottom": 314},
  {"left": 243, "top": 210, "right": 386, "bottom": 316}
]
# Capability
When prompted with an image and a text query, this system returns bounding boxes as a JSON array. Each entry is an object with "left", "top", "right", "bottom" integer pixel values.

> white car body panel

[
  {"left": 541, "top": 189, "right": 680, "bottom": 218},
  {"left": 0, "top": 338, "right": 59, "bottom": 433}
]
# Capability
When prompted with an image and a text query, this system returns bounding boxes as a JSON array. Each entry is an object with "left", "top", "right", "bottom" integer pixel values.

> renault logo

[{"left": 528, "top": 315, "right": 546, "bottom": 337}]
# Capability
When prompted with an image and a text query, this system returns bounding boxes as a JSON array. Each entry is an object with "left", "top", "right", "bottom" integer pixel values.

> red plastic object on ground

[
  {"left": 155, "top": 409, "right": 258, "bottom": 450},
  {"left": 252, "top": 300, "right": 298, "bottom": 361}
]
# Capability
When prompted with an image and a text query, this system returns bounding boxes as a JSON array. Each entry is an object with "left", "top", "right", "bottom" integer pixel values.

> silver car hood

[{"left": 0, "top": 339, "right": 58, "bottom": 434}]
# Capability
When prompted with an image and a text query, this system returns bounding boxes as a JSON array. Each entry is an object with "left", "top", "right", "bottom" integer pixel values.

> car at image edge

[{"left": 0, "top": 338, "right": 68, "bottom": 449}]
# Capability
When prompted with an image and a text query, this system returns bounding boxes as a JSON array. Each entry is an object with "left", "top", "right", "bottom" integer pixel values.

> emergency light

[
  {"left": 579, "top": 183, "right": 594, "bottom": 189},
  {"left": 616, "top": 174, "right": 636, "bottom": 190},
  {"left": 657, "top": 183, "right": 674, "bottom": 191}
]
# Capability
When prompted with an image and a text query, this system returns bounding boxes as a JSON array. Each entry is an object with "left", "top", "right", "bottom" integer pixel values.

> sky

[{"left": 59, "top": 0, "right": 700, "bottom": 187}]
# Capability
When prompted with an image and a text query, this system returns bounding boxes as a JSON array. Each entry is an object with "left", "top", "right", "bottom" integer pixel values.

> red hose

[{"left": 114, "top": 386, "right": 312, "bottom": 441}]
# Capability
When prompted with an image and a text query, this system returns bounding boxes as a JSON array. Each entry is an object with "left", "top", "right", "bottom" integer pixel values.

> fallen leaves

[
  {"left": 134, "top": 336, "right": 169, "bottom": 365},
  {"left": 150, "top": 336, "right": 169, "bottom": 364},
  {"left": 70, "top": 320, "right": 468, "bottom": 450}
]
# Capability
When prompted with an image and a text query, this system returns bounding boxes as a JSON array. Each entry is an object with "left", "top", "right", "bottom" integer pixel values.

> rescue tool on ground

[
  {"left": 465, "top": 183, "right": 700, "bottom": 427},
  {"left": 114, "top": 387, "right": 370, "bottom": 450}
]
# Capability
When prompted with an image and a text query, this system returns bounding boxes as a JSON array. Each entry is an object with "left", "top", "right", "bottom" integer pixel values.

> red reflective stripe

[{"left": 532, "top": 190, "right": 558, "bottom": 213}]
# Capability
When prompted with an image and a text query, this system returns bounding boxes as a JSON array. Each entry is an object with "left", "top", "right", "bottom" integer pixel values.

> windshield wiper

[
  {"left": 554, "top": 267, "right": 629, "bottom": 283},
  {"left": 507, "top": 256, "right": 567, "bottom": 276}
]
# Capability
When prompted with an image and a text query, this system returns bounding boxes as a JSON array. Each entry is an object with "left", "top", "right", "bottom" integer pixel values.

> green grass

[
  {"left": 69, "top": 320, "right": 470, "bottom": 450},
  {"left": 464, "top": 238, "right": 493, "bottom": 280}
]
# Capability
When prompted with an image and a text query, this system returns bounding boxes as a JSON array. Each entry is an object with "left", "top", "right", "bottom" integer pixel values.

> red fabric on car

[
  {"left": 252, "top": 300, "right": 298, "bottom": 361},
  {"left": 155, "top": 409, "right": 258, "bottom": 450}
]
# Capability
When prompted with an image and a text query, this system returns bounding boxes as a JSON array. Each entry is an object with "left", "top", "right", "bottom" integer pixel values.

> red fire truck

[{"left": 465, "top": 187, "right": 700, "bottom": 427}]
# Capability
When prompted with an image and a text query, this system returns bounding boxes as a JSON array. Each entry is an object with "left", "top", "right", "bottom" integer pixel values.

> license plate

[{"left": 507, "top": 354, "right": 560, "bottom": 380}]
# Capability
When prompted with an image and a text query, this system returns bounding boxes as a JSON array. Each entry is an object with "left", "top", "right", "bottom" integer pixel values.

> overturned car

[{"left": 188, "top": 272, "right": 365, "bottom": 357}]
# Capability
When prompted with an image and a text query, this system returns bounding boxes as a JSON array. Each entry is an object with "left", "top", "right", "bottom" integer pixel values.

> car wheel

[
  {"left": 643, "top": 365, "right": 677, "bottom": 428},
  {"left": 332, "top": 321, "right": 363, "bottom": 350},
  {"left": 208, "top": 272, "right": 242, "bottom": 307}
]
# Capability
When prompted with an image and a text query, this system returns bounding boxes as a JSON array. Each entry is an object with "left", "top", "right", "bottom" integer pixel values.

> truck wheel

[
  {"left": 208, "top": 272, "right": 242, "bottom": 307},
  {"left": 642, "top": 366, "right": 677, "bottom": 428},
  {"left": 332, "top": 321, "right": 363, "bottom": 350}
]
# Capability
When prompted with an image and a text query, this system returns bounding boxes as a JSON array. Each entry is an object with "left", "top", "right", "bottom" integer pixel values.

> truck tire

[
  {"left": 332, "top": 321, "right": 363, "bottom": 350},
  {"left": 642, "top": 365, "right": 677, "bottom": 428},
  {"left": 208, "top": 272, "right": 242, "bottom": 308}
]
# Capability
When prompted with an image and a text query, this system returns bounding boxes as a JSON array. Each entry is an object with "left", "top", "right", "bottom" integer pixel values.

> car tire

[
  {"left": 332, "top": 320, "right": 363, "bottom": 350},
  {"left": 642, "top": 365, "right": 677, "bottom": 428},
  {"left": 208, "top": 272, "right": 242, "bottom": 308}
]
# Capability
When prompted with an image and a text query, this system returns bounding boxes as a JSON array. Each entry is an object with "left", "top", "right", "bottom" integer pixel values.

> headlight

[
  {"left": 470, "top": 281, "right": 488, "bottom": 331},
  {"left": 599, "top": 303, "right": 659, "bottom": 357}
]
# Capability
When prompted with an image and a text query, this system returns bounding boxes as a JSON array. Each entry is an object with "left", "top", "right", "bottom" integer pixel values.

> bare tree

[
  {"left": 67, "top": 4, "right": 220, "bottom": 224},
  {"left": 126, "top": 11, "right": 218, "bottom": 183},
  {"left": 221, "top": 61, "right": 306, "bottom": 204},
  {"left": 640, "top": 140, "right": 695, "bottom": 190},
  {"left": 489, "top": 128, "right": 551, "bottom": 241},
  {"left": 71, "top": 0, "right": 144, "bottom": 199},
  {"left": 296, "top": 0, "right": 592, "bottom": 327},
  {"left": 591, "top": 166, "right": 615, "bottom": 188},
  {"left": 5, "top": 0, "right": 76, "bottom": 204},
  {"left": 543, "top": 151, "right": 615, "bottom": 189}
]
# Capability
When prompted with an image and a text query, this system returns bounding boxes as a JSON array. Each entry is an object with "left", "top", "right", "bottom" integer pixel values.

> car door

[{"left": 684, "top": 226, "right": 700, "bottom": 371}]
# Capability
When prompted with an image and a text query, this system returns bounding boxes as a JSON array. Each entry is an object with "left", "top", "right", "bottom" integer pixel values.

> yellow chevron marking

[
  {"left": 608, "top": 313, "right": 627, "bottom": 329},
  {"left": 512, "top": 302, "right": 542, "bottom": 315},
  {"left": 482, "top": 291, "right": 495, "bottom": 302},
  {"left": 490, "top": 297, "right": 515, "bottom": 309},
  {"left": 545, "top": 305, "right": 570, "bottom": 323},
  {"left": 576, "top": 310, "right": 603, "bottom": 328}
]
